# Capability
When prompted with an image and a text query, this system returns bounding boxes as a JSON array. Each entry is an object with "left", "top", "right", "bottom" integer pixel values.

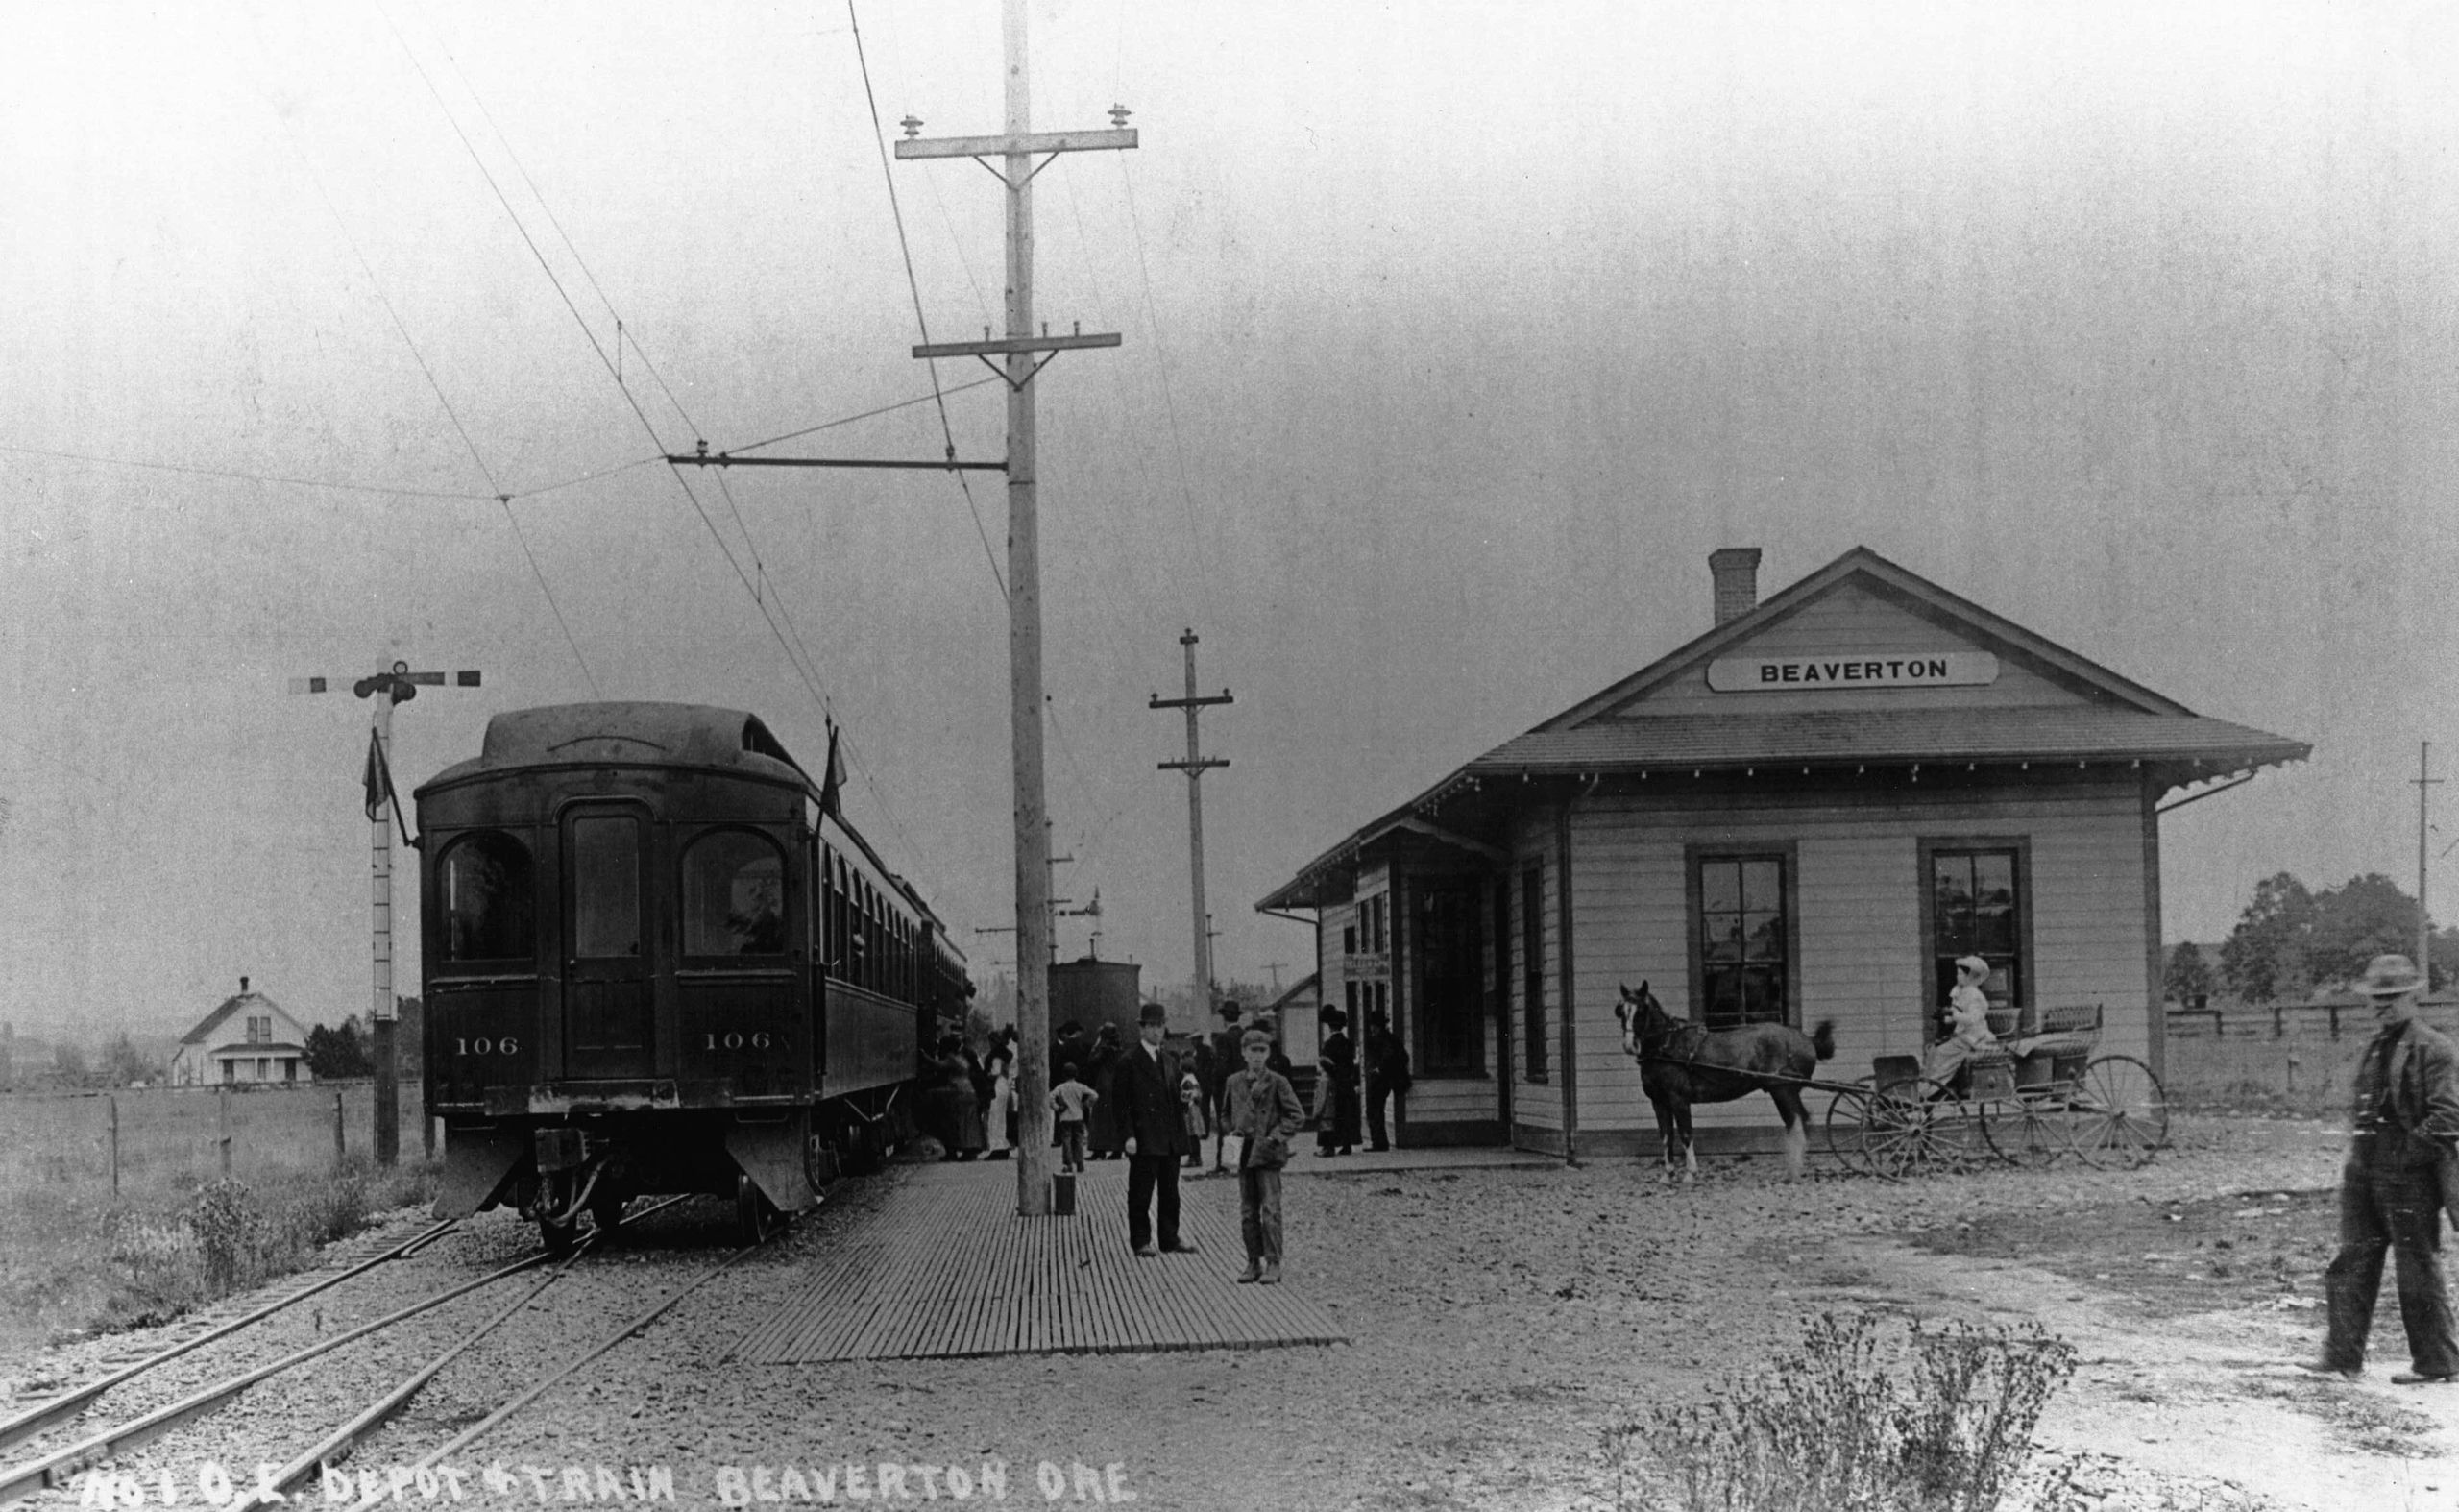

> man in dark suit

[{"left": 1112, "top": 1001, "right": 1198, "bottom": 1256}]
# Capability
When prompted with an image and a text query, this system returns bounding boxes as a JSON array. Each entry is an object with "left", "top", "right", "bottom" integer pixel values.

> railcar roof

[{"left": 419, "top": 702, "right": 813, "bottom": 792}]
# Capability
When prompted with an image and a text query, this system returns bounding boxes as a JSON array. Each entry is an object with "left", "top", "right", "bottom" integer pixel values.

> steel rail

[
  {"left": 335, "top": 1205, "right": 814, "bottom": 1512},
  {"left": 231, "top": 1195, "right": 703, "bottom": 1508},
  {"left": 9, "top": 1194, "right": 702, "bottom": 1505},
  {"left": 0, "top": 1218, "right": 458, "bottom": 1458},
  {"left": 0, "top": 1250, "right": 552, "bottom": 1501}
]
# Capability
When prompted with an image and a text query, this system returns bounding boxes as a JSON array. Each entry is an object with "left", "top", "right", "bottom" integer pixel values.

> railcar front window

[
  {"left": 682, "top": 831, "right": 787, "bottom": 956},
  {"left": 441, "top": 832, "right": 534, "bottom": 963}
]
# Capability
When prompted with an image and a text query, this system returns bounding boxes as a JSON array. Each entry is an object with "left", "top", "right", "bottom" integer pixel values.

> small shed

[
  {"left": 170, "top": 978, "right": 314, "bottom": 1087},
  {"left": 1260, "top": 547, "right": 2309, "bottom": 1155}
]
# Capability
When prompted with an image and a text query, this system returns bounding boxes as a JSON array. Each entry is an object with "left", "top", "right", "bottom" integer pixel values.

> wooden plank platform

[{"left": 734, "top": 1161, "right": 1346, "bottom": 1363}]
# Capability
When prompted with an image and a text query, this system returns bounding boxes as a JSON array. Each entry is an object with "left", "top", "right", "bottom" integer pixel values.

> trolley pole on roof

[
  {"left": 291, "top": 662, "right": 481, "bottom": 1166},
  {"left": 895, "top": 0, "right": 1134, "bottom": 1216}
]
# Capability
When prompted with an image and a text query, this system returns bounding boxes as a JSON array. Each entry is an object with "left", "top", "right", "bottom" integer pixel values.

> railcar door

[{"left": 562, "top": 807, "right": 653, "bottom": 1079}]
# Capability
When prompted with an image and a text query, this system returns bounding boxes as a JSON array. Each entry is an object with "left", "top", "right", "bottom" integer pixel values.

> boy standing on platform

[
  {"left": 1050, "top": 1061, "right": 1097, "bottom": 1174},
  {"left": 1225, "top": 1028, "right": 1305, "bottom": 1284}
]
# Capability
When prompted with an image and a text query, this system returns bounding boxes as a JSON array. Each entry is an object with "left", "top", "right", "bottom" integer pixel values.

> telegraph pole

[
  {"left": 292, "top": 662, "right": 481, "bottom": 1165},
  {"left": 1152, "top": 629, "right": 1232, "bottom": 1024},
  {"left": 896, "top": 0, "right": 1135, "bottom": 1218},
  {"left": 2420, "top": 743, "right": 2443, "bottom": 980}
]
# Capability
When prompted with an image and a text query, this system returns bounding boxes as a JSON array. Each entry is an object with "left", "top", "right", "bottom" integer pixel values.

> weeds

[
  {"left": 90, "top": 1161, "right": 439, "bottom": 1335},
  {"left": 1610, "top": 1312, "right": 2078, "bottom": 1512}
]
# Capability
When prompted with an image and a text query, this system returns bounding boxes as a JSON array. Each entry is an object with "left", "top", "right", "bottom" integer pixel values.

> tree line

[{"left": 2168, "top": 872, "right": 2459, "bottom": 1006}]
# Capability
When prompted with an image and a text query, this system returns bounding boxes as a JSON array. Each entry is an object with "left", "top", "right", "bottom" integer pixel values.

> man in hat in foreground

[
  {"left": 1114, "top": 1001, "right": 1198, "bottom": 1257},
  {"left": 2308, "top": 953, "right": 2459, "bottom": 1382}
]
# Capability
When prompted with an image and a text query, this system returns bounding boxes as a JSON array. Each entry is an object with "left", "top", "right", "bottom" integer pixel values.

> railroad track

[{"left": 0, "top": 1192, "right": 780, "bottom": 1507}]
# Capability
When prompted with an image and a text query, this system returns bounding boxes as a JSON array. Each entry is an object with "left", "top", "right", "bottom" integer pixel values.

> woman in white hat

[{"left": 1922, "top": 955, "right": 2000, "bottom": 1086}]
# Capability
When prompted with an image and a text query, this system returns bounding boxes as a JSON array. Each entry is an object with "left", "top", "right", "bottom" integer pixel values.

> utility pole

[
  {"left": 1266, "top": 962, "right": 1286, "bottom": 994},
  {"left": 896, "top": 0, "right": 1135, "bottom": 1220},
  {"left": 2420, "top": 742, "right": 2443, "bottom": 982},
  {"left": 1152, "top": 629, "right": 1231, "bottom": 1024},
  {"left": 292, "top": 661, "right": 481, "bottom": 1165}
]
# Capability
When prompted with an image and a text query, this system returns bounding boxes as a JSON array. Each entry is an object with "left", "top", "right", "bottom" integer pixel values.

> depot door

[{"left": 563, "top": 807, "right": 652, "bottom": 1079}]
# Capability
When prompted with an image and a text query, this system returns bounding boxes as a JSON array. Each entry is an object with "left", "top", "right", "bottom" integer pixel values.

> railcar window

[
  {"left": 681, "top": 831, "right": 787, "bottom": 956},
  {"left": 440, "top": 832, "right": 535, "bottom": 963}
]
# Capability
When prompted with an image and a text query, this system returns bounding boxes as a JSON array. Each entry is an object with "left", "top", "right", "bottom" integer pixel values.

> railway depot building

[{"left": 1257, "top": 547, "right": 2308, "bottom": 1156}]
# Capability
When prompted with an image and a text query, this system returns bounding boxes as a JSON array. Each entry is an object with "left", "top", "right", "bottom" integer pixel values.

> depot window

[
  {"left": 439, "top": 832, "right": 535, "bottom": 963},
  {"left": 1688, "top": 848, "right": 1795, "bottom": 1029},
  {"left": 681, "top": 830, "right": 787, "bottom": 957},
  {"left": 1922, "top": 841, "right": 2030, "bottom": 1012}
]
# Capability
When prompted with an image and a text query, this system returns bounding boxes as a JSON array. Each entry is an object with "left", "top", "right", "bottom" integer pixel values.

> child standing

[
  {"left": 1050, "top": 1061, "right": 1098, "bottom": 1173},
  {"left": 1223, "top": 1029, "right": 1305, "bottom": 1284}
]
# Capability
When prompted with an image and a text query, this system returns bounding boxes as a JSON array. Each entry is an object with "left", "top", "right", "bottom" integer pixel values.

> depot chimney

[
  {"left": 239, "top": 976, "right": 249, "bottom": 995},
  {"left": 1710, "top": 548, "right": 1763, "bottom": 626}
]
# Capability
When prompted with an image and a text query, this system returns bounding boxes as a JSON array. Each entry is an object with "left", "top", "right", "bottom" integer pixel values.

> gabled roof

[
  {"left": 1259, "top": 546, "right": 2309, "bottom": 913},
  {"left": 1539, "top": 545, "right": 2189, "bottom": 727},
  {"left": 180, "top": 990, "right": 305, "bottom": 1047},
  {"left": 1263, "top": 973, "right": 1322, "bottom": 1017}
]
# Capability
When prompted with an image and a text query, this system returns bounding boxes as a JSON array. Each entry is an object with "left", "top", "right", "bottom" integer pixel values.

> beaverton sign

[{"left": 1706, "top": 651, "right": 2001, "bottom": 692}]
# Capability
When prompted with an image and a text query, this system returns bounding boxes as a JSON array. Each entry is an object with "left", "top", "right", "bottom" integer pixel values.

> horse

[{"left": 1613, "top": 981, "right": 1836, "bottom": 1182}]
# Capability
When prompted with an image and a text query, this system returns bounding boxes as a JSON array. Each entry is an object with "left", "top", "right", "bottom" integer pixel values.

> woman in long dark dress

[
  {"left": 1314, "top": 1007, "right": 1362, "bottom": 1157},
  {"left": 949, "top": 1037, "right": 988, "bottom": 1158},
  {"left": 1084, "top": 1023, "right": 1123, "bottom": 1158}
]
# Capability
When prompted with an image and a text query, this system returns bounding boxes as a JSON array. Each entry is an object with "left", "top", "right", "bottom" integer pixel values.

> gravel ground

[{"left": 2, "top": 1116, "right": 2449, "bottom": 1512}]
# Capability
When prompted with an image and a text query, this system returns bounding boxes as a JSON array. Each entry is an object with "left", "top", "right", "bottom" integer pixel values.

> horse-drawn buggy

[{"left": 1615, "top": 984, "right": 2170, "bottom": 1182}]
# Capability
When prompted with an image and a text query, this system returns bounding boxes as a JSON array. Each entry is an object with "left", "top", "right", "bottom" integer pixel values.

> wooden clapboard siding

[
  {"left": 1619, "top": 581, "right": 2093, "bottom": 715},
  {"left": 1567, "top": 779, "right": 2150, "bottom": 1133},
  {"left": 1503, "top": 816, "right": 1564, "bottom": 1133}
]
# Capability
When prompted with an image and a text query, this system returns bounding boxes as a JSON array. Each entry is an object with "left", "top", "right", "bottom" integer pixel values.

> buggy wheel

[
  {"left": 2070, "top": 1055, "right": 2169, "bottom": 1169},
  {"left": 1822, "top": 1080, "right": 1877, "bottom": 1177},
  {"left": 1979, "top": 1091, "right": 2071, "bottom": 1169},
  {"left": 1860, "top": 1078, "right": 1981, "bottom": 1179}
]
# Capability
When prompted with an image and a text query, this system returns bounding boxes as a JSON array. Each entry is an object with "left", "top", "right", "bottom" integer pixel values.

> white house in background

[{"left": 170, "top": 977, "right": 314, "bottom": 1086}]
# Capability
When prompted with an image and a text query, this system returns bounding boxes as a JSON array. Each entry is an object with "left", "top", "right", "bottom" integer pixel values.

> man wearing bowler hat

[
  {"left": 2307, "top": 953, "right": 2459, "bottom": 1382},
  {"left": 1116, "top": 1002, "right": 1198, "bottom": 1257}
]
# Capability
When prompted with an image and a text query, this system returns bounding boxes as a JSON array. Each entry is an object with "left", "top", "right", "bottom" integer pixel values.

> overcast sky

[{"left": 3, "top": 1, "right": 2456, "bottom": 1041}]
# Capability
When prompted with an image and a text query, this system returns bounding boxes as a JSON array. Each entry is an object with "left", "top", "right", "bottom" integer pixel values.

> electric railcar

[{"left": 416, "top": 702, "right": 968, "bottom": 1250}]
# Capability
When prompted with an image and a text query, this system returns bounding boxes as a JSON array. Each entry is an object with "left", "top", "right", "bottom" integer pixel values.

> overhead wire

[
  {"left": 384, "top": 2, "right": 946, "bottom": 873},
  {"left": 846, "top": 0, "right": 1008, "bottom": 601},
  {"left": 1114, "top": 156, "right": 1224, "bottom": 636},
  {"left": 0, "top": 442, "right": 494, "bottom": 502},
  {"left": 263, "top": 79, "right": 602, "bottom": 698}
]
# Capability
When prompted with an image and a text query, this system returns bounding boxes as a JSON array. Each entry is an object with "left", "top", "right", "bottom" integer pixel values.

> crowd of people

[{"left": 916, "top": 997, "right": 1413, "bottom": 1282}]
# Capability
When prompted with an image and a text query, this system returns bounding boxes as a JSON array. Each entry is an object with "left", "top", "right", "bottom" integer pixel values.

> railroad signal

[{"left": 292, "top": 661, "right": 483, "bottom": 1167}]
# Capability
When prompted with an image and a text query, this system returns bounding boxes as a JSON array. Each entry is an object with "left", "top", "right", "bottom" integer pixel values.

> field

[
  {"left": 2161, "top": 1023, "right": 2379, "bottom": 1119},
  {"left": 0, "top": 1083, "right": 438, "bottom": 1364}
]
